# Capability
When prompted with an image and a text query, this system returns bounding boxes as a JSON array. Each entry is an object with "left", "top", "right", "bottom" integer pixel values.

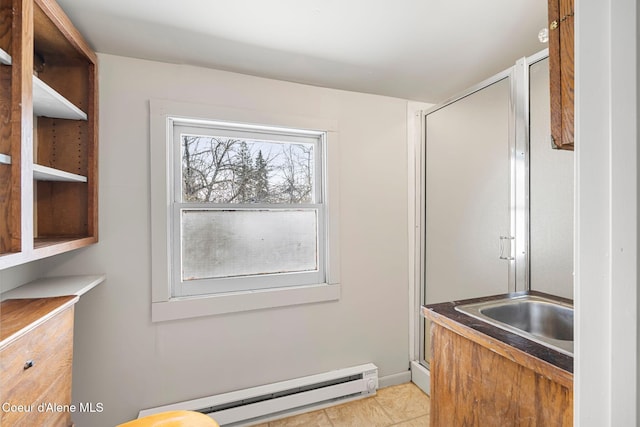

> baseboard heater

[{"left": 138, "top": 363, "right": 378, "bottom": 426}]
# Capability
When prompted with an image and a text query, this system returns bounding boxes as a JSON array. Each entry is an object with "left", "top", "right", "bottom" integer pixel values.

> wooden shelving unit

[{"left": 0, "top": 0, "right": 98, "bottom": 269}]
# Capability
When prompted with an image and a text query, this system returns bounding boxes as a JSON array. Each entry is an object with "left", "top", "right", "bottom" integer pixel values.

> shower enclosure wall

[{"left": 418, "top": 50, "right": 574, "bottom": 369}]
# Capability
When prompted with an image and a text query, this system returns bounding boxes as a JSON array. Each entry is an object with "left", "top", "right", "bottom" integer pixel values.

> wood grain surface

[
  {"left": 0, "top": 0, "right": 11, "bottom": 255},
  {"left": 548, "top": 0, "right": 574, "bottom": 150},
  {"left": 430, "top": 323, "right": 573, "bottom": 426},
  {"left": 0, "top": 64, "right": 12, "bottom": 254},
  {"left": 1, "top": 298, "right": 76, "bottom": 426},
  {"left": 424, "top": 306, "right": 573, "bottom": 388},
  {"left": 33, "top": 0, "right": 96, "bottom": 63},
  {"left": 0, "top": 296, "right": 76, "bottom": 344}
]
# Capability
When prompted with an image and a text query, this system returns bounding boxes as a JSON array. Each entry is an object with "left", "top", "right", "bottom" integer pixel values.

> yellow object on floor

[{"left": 116, "top": 410, "right": 220, "bottom": 427}]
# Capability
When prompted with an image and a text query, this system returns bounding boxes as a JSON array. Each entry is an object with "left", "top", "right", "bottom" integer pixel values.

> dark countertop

[{"left": 422, "top": 290, "right": 573, "bottom": 378}]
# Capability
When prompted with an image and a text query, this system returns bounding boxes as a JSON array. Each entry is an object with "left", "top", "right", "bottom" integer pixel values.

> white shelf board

[
  {"left": 0, "top": 47, "right": 10, "bottom": 65},
  {"left": 33, "top": 76, "right": 87, "bottom": 120},
  {"left": 1, "top": 274, "right": 106, "bottom": 302},
  {"left": 0, "top": 153, "right": 10, "bottom": 165},
  {"left": 33, "top": 164, "right": 87, "bottom": 182}
]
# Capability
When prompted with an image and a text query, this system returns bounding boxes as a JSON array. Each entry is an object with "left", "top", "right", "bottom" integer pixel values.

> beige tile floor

[{"left": 248, "top": 382, "right": 430, "bottom": 427}]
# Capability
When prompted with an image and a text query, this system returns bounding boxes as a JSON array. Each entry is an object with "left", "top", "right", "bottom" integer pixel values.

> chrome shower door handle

[{"left": 499, "top": 236, "right": 515, "bottom": 260}]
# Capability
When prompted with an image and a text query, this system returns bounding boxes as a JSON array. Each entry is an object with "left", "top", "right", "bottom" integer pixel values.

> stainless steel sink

[{"left": 455, "top": 294, "right": 573, "bottom": 356}]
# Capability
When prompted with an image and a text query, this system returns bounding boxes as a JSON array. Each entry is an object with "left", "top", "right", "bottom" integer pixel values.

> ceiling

[{"left": 55, "top": 0, "right": 548, "bottom": 103}]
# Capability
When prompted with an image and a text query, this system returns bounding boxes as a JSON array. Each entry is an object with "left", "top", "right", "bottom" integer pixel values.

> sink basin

[{"left": 455, "top": 294, "right": 573, "bottom": 356}]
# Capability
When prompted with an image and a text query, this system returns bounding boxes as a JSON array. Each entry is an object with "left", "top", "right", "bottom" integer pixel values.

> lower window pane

[{"left": 181, "top": 209, "right": 318, "bottom": 281}]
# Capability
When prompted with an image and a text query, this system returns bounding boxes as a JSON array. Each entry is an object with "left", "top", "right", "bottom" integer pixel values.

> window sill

[{"left": 151, "top": 283, "right": 341, "bottom": 322}]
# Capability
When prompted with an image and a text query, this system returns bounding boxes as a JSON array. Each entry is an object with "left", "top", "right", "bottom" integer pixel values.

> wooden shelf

[
  {"left": 34, "top": 237, "right": 78, "bottom": 249},
  {"left": 0, "top": 153, "right": 11, "bottom": 165},
  {"left": 33, "top": 75, "right": 87, "bottom": 120},
  {"left": 0, "top": 236, "right": 98, "bottom": 270},
  {"left": 33, "top": 163, "right": 87, "bottom": 182},
  {"left": 0, "top": 47, "right": 11, "bottom": 65},
  {"left": 32, "top": 237, "right": 96, "bottom": 262}
]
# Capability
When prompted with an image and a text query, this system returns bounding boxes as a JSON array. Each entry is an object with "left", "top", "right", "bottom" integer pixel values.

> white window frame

[
  {"left": 150, "top": 100, "right": 341, "bottom": 322},
  {"left": 173, "top": 121, "right": 326, "bottom": 296}
]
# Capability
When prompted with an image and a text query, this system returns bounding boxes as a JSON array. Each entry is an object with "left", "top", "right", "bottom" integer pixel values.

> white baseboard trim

[
  {"left": 378, "top": 370, "right": 412, "bottom": 389},
  {"left": 410, "top": 361, "right": 430, "bottom": 395}
]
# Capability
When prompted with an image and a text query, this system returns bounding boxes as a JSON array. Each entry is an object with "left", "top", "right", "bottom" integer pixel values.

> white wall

[
  {"left": 29, "top": 54, "right": 410, "bottom": 426},
  {"left": 0, "top": 261, "right": 48, "bottom": 293},
  {"left": 529, "top": 57, "right": 573, "bottom": 299},
  {"left": 575, "top": 0, "right": 638, "bottom": 425}
]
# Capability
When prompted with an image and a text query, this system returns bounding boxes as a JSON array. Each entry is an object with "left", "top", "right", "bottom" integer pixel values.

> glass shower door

[{"left": 421, "top": 73, "right": 515, "bottom": 367}]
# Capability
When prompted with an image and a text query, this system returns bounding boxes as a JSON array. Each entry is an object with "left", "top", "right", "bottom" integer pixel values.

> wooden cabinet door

[
  {"left": 548, "top": 0, "right": 575, "bottom": 150},
  {"left": 0, "top": 303, "right": 75, "bottom": 427}
]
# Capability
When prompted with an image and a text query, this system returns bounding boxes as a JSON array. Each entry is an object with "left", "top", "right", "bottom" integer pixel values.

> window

[
  {"left": 150, "top": 100, "right": 340, "bottom": 321},
  {"left": 173, "top": 121, "right": 326, "bottom": 297}
]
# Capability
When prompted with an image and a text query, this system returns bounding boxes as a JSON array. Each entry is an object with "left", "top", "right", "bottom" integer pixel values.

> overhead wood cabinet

[
  {"left": 548, "top": 0, "right": 574, "bottom": 150},
  {"left": 0, "top": 0, "right": 98, "bottom": 269}
]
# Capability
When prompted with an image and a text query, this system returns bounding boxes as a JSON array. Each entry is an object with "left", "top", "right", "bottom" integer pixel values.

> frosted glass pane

[{"left": 182, "top": 209, "right": 318, "bottom": 281}]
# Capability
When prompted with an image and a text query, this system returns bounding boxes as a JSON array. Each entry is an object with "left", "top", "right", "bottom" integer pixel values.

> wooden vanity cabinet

[
  {"left": 0, "top": 0, "right": 98, "bottom": 268},
  {"left": 423, "top": 294, "right": 574, "bottom": 427},
  {"left": 0, "top": 296, "right": 78, "bottom": 427},
  {"left": 430, "top": 323, "right": 573, "bottom": 426},
  {"left": 548, "top": 0, "right": 574, "bottom": 150}
]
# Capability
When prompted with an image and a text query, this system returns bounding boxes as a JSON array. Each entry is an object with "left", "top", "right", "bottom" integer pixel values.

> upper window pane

[{"left": 181, "top": 134, "right": 316, "bottom": 204}]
